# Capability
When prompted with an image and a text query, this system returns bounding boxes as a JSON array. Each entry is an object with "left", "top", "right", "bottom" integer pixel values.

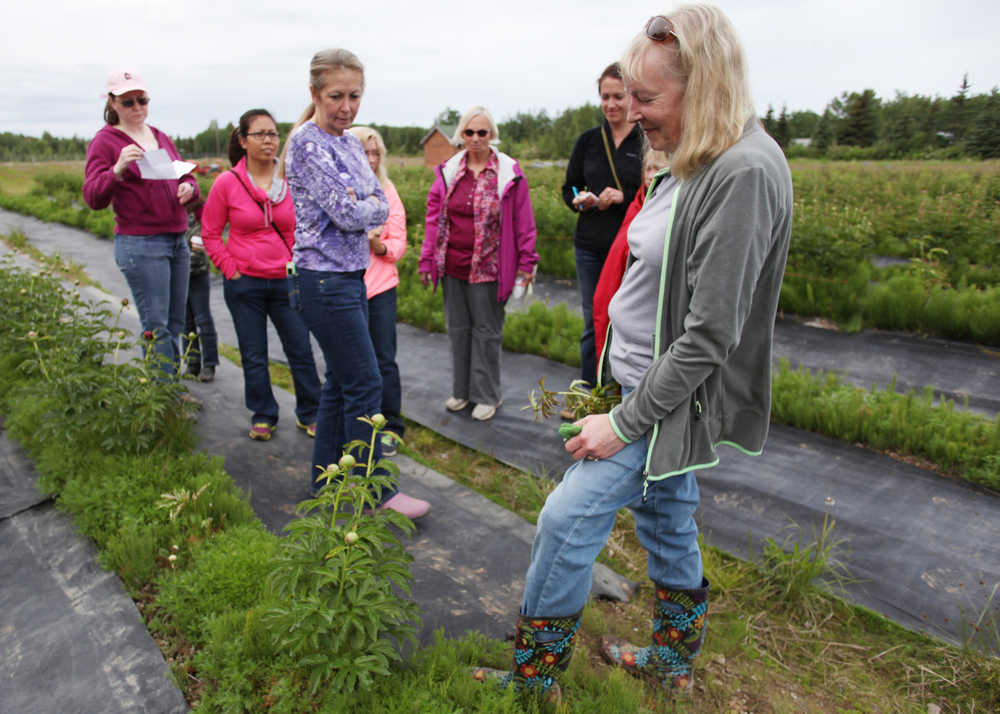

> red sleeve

[{"left": 593, "top": 185, "right": 646, "bottom": 358}]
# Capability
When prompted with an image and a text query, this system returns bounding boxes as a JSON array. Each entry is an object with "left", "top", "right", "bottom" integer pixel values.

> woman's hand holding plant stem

[{"left": 564, "top": 413, "right": 625, "bottom": 461}]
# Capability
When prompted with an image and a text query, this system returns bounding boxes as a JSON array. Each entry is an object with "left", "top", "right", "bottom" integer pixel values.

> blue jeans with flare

[
  {"left": 521, "top": 433, "right": 702, "bottom": 617},
  {"left": 297, "top": 269, "right": 394, "bottom": 502},
  {"left": 114, "top": 233, "right": 189, "bottom": 375}
]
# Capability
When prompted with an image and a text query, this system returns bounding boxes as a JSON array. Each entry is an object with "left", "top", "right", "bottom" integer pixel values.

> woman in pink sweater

[
  {"left": 201, "top": 108, "right": 322, "bottom": 441},
  {"left": 348, "top": 126, "right": 408, "bottom": 456}
]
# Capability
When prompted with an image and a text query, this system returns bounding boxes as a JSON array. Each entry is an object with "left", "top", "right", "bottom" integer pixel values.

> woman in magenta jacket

[
  {"left": 418, "top": 106, "right": 539, "bottom": 422},
  {"left": 201, "top": 108, "right": 322, "bottom": 441},
  {"left": 83, "top": 69, "right": 200, "bottom": 375}
]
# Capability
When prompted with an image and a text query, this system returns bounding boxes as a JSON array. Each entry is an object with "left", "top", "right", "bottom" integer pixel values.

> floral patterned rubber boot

[
  {"left": 472, "top": 612, "right": 582, "bottom": 704},
  {"left": 600, "top": 578, "right": 710, "bottom": 692}
]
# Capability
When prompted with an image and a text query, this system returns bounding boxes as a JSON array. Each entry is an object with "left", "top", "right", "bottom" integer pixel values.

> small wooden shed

[{"left": 421, "top": 123, "right": 459, "bottom": 167}]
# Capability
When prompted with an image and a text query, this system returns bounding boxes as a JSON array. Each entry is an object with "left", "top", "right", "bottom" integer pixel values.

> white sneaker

[
  {"left": 445, "top": 397, "right": 469, "bottom": 412},
  {"left": 471, "top": 403, "right": 499, "bottom": 421}
]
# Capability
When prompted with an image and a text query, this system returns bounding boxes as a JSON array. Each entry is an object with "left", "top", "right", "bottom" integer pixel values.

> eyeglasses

[
  {"left": 645, "top": 15, "right": 677, "bottom": 42},
  {"left": 119, "top": 96, "right": 150, "bottom": 108},
  {"left": 246, "top": 131, "right": 280, "bottom": 140},
  {"left": 463, "top": 129, "right": 489, "bottom": 138}
]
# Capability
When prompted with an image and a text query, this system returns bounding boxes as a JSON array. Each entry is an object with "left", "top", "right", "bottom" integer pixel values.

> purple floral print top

[{"left": 285, "top": 121, "right": 388, "bottom": 272}]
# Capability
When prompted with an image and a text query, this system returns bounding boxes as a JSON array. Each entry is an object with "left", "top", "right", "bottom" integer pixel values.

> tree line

[
  {"left": 3, "top": 77, "right": 997, "bottom": 162},
  {"left": 763, "top": 76, "right": 1000, "bottom": 159}
]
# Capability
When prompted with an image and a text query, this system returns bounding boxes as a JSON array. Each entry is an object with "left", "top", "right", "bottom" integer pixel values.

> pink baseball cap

[{"left": 107, "top": 69, "right": 146, "bottom": 96}]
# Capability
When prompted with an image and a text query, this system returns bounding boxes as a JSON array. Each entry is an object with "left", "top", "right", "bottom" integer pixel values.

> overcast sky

[{"left": 3, "top": 0, "right": 998, "bottom": 141}]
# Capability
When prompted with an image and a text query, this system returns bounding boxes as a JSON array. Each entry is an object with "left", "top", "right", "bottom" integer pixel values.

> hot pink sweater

[{"left": 201, "top": 159, "right": 296, "bottom": 280}]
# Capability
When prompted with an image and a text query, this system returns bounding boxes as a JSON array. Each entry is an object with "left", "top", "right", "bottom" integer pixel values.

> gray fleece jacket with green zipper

[{"left": 604, "top": 120, "right": 793, "bottom": 485}]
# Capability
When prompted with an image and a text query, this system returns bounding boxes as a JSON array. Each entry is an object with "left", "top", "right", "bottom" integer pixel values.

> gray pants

[{"left": 442, "top": 275, "right": 505, "bottom": 405}]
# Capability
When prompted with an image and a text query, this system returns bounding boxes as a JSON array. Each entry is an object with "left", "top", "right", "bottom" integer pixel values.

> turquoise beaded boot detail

[{"left": 600, "top": 578, "right": 709, "bottom": 692}]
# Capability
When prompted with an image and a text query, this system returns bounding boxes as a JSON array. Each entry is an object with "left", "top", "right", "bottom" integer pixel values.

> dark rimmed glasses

[
  {"left": 246, "top": 130, "right": 280, "bottom": 140},
  {"left": 463, "top": 128, "right": 489, "bottom": 138},
  {"left": 119, "top": 96, "right": 149, "bottom": 108},
  {"left": 645, "top": 15, "right": 677, "bottom": 42}
]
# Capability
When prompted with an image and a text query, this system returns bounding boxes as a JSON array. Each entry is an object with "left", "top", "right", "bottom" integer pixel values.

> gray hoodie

[{"left": 605, "top": 120, "right": 793, "bottom": 488}]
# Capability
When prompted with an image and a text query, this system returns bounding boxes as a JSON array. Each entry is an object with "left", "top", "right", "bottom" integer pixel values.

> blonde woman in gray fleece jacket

[{"left": 474, "top": 5, "right": 793, "bottom": 703}]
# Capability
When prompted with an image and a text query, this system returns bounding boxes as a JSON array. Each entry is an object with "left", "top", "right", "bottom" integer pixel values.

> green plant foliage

[
  {"left": 2, "top": 291, "right": 196, "bottom": 454},
  {"left": 263, "top": 425, "right": 420, "bottom": 697},
  {"left": 155, "top": 524, "right": 278, "bottom": 645},
  {"left": 771, "top": 358, "right": 1000, "bottom": 490},
  {"left": 503, "top": 302, "right": 583, "bottom": 365},
  {"left": 395, "top": 252, "right": 446, "bottom": 333},
  {"left": 189, "top": 607, "right": 288, "bottom": 712}
]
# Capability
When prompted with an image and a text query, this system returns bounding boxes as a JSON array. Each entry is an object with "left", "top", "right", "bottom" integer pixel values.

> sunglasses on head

[
  {"left": 645, "top": 15, "right": 677, "bottom": 42},
  {"left": 119, "top": 96, "right": 149, "bottom": 108},
  {"left": 463, "top": 128, "right": 489, "bottom": 138}
]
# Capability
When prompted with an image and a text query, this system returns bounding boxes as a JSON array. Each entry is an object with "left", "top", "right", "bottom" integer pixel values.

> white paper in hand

[{"left": 137, "top": 149, "right": 196, "bottom": 180}]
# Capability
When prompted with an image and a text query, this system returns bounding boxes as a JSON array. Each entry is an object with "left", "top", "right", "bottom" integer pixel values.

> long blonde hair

[
  {"left": 279, "top": 48, "right": 366, "bottom": 176},
  {"left": 621, "top": 4, "right": 754, "bottom": 179},
  {"left": 347, "top": 125, "right": 388, "bottom": 187}
]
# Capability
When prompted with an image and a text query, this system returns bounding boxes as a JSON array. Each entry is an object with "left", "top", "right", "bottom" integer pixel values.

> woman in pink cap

[{"left": 83, "top": 69, "right": 201, "bottom": 375}]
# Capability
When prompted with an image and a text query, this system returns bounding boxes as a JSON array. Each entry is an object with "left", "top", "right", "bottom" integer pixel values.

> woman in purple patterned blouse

[
  {"left": 418, "top": 106, "right": 539, "bottom": 422},
  {"left": 283, "top": 48, "right": 429, "bottom": 519}
]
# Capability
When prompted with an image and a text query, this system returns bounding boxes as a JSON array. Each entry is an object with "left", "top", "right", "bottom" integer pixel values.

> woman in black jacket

[{"left": 561, "top": 62, "right": 643, "bottom": 388}]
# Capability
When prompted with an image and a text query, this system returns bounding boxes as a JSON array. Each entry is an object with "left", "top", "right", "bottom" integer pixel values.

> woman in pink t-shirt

[{"left": 348, "top": 126, "right": 407, "bottom": 456}]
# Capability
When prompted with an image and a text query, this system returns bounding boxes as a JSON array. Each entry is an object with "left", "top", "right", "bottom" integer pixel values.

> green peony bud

[
  {"left": 338, "top": 454, "right": 356, "bottom": 471},
  {"left": 344, "top": 531, "right": 359, "bottom": 545}
]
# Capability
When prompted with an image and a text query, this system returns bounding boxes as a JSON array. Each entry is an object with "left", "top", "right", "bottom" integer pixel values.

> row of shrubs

[
  {"left": 0, "top": 260, "right": 528, "bottom": 712},
  {"left": 3, "top": 160, "right": 999, "bottom": 343}
]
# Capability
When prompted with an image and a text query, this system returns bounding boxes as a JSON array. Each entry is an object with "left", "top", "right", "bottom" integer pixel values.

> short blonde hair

[
  {"left": 621, "top": 5, "right": 754, "bottom": 179},
  {"left": 643, "top": 149, "right": 670, "bottom": 174},
  {"left": 347, "top": 125, "right": 388, "bottom": 186},
  {"left": 451, "top": 106, "right": 500, "bottom": 146}
]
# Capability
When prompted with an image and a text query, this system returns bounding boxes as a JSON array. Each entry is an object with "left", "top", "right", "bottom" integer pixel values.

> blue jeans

[
  {"left": 368, "top": 287, "right": 404, "bottom": 437},
  {"left": 183, "top": 271, "right": 219, "bottom": 368},
  {"left": 574, "top": 245, "right": 609, "bottom": 387},
  {"left": 223, "top": 275, "right": 321, "bottom": 427},
  {"left": 114, "top": 233, "right": 190, "bottom": 375},
  {"left": 297, "top": 269, "right": 393, "bottom": 501},
  {"left": 522, "top": 435, "right": 702, "bottom": 617}
]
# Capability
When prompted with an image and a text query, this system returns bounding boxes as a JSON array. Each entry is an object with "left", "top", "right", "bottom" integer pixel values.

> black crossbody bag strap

[{"left": 230, "top": 170, "right": 293, "bottom": 260}]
